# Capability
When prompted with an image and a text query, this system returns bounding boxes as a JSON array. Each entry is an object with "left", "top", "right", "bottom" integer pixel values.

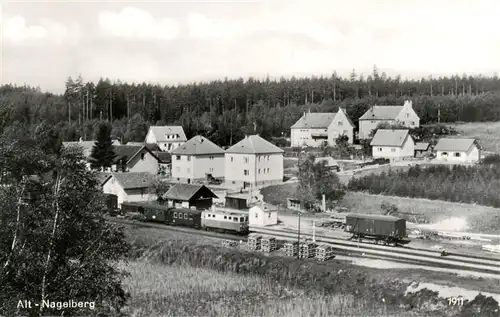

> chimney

[{"left": 303, "top": 111, "right": 306, "bottom": 117}]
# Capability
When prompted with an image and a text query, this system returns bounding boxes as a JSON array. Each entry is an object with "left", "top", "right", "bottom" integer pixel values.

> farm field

[
  {"left": 261, "top": 183, "right": 500, "bottom": 234},
  {"left": 447, "top": 121, "right": 500, "bottom": 154},
  {"left": 122, "top": 226, "right": 500, "bottom": 317}
]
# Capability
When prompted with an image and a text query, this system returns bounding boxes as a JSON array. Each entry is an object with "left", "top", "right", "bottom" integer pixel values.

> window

[
  {"left": 267, "top": 168, "right": 269, "bottom": 173},
  {"left": 210, "top": 156, "right": 214, "bottom": 160},
  {"left": 391, "top": 148, "right": 396, "bottom": 152},
  {"left": 442, "top": 152, "right": 448, "bottom": 156},
  {"left": 232, "top": 181, "right": 235, "bottom": 184},
  {"left": 258, "top": 169, "right": 261, "bottom": 174},
  {"left": 255, "top": 212, "right": 258, "bottom": 218},
  {"left": 141, "top": 189, "right": 144, "bottom": 197},
  {"left": 187, "top": 156, "right": 191, "bottom": 161},
  {"left": 224, "top": 216, "right": 227, "bottom": 219},
  {"left": 168, "top": 144, "right": 173, "bottom": 150},
  {"left": 228, "top": 216, "right": 232, "bottom": 220},
  {"left": 343, "top": 130, "right": 348, "bottom": 134},
  {"left": 230, "top": 156, "right": 233, "bottom": 162},
  {"left": 411, "top": 121, "right": 415, "bottom": 125},
  {"left": 406, "top": 113, "right": 410, "bottom": 118},
  {"left": 268, "top": 212, "right": 271, "bottom": 218},
  {"left": 176, "top": 156, "right": 181, "bottom": 160},
  {"left": 173, "top": 212, "right": 177, "bottom": 218},
  {"left": 378, "top": 148, "right": 382, "bottom": 152},
  {"left": 245, "top": 217, "right": 248, "bottom": 221},
  {"left": 209, "top": 167, "right": 214, "bottom": 172},
  {"left": 244, "top": 157, "right": 248, "bottom": 163},
  {"left": 371, "top": 120, "right": 375, "bottom": 124},
  {"left": 233, "top": 218, "right": 238, "bottom": 222},
  {"left": 267, "top": 156, "right": 270, "bottom": 161},
  {"left": 141, "top": 153, "right": 146, "bottom": 160},
  {"left": 337, "top": 121, "right": 343, "bottom": 126},
  {"left": 454, "top": 152, "right": 461, "bottom": 157},
  {"left": 240, "top": 217, "right": 244, "bottom": 222},
  {"left": 184, "top": 213, "right": 188, "bottom": 219},
  {"left": 244, "top": 169, "right": 249, "bottom": 176}
]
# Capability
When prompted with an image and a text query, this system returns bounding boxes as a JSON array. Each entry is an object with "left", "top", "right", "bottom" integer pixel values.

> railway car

[
  {"left": 201, "top": 208, "right": 249, "bottom": 234},
  {"left": 345, "top": 214, "right": 408, "bottom": 246},
  {"left": 120, "top": 202, "right": 170, "bottom": 223},
  {"left": 167, "top": 208, "right": 202, "bottom": 229}
]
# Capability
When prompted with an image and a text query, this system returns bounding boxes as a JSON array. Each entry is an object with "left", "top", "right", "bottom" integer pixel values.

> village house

[
  {"left": 162, "top": 183, "right": 218, "bottom": 209},
  {"left": 414, "top": 142, "right": 432, "bottom": 157},
  {"left": 290, "top": 108, "right": 355, "bottom": 147},
  {"left": 171, "top": 135, "right": 225, "bottom": 184},
  {"left": 358, "top": 100, "right": 420, "bottom": 139},
  {"left": 249, "top": 205, "right": 278, "bottom": 227},
  {"left": 371, "top": 129, "right": 415, "bottom": 160},
  {"left": 433, "top": 138, "right": 481, "bottom": 163},
  {"left": 102, "top": 172, "right": 155, "bottom": 208},
  {"left": 145, "top": 126, "right": 187, "bottom": 152},
  {"left": 224, "top": 135, "right": 284, "bottom": 189}
]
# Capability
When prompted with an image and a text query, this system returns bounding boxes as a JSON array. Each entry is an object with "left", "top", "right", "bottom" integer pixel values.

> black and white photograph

[{"left": 1, "top": 0, "right": 500, "bottom": 316}]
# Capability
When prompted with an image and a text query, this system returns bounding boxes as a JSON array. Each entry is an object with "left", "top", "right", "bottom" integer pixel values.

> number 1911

[{"left": 448, "top": 296, "right": 464, "bottom": 306}]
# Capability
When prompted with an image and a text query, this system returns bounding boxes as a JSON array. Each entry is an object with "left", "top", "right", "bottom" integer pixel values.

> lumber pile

[
  {"left": 261, "top": 236, "right": 277, "bottom": 253},
  {"left": 299, "top": 242, "right": 317, "bottom": 259},
  {"left": 247, "top": 234, "right": 262, "bottom": 251},
  {"left": 315, "top": 244, "right": 335, "bottom": 261},
  {"left": 222, "top": 239, "right": 238, "bottom": 248},
  {"left": 284, "top": 241, "right": 299, "bottom": 257}
]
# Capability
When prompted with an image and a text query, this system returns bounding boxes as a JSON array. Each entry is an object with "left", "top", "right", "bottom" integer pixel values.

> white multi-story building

[
  {"left": 290, "top": 108, "right": 355, "bottom": 147},
  {"left": 224, "top": 135, "right": 284, "bottom": 189},
  {"left": 145, "top": 126, "right": 187, "bottom": 152},
  {"left": 359, "top": 100, "right": 420, "bottom": 139},
  {"left": 171, "top": 136, "right": 225, "bottom": 184},
  {"left": 434, "top": 138, "right": 481, "bottom": 163},
  {"left": 371, "top": 129, "right": 415, "bottom": 160}
]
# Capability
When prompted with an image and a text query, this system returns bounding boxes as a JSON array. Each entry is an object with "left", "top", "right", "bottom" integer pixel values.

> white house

[
  {"left": 433, "top": 138, "right": 481, "bottom": 163},
  {"left": 371, "top": 129, "right": 415, "bottom": 160},
  {"left": 290, "top": 108, "right": 355, "bottom": 147},
  {"left": 225, "top": 135, "right": 284, "bottom": 189},
  {"left": 249, "top": 205, "right": 278, "bottom": 227},
  {"left": 145, "top": 126, "right": 187, "bottom": 152},
  {"left": 101, "top": 172, "right": 155, "bottom": 208},
  {"left": 359, "top": 100, "right": 420, "bottom": 139},
  {"left": 171, "top": 135, "right": 225, "bottom": 184}
]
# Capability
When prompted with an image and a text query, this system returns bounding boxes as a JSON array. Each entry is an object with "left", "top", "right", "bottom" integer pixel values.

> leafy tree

[
  {"left": 90, "top": 122, "right": 116, "bottom": 171},
  {"left": 147, "top": 176, "right": 171, "bottom": 201},
  {"left": 0, "top": 134, "right": 130, "bottom": 316},
  {"left": 335, "top": 134, "right": 353, "bottom": 158},
  {"left": 297, "top": 154, "right": 345, "bottom": 211}
]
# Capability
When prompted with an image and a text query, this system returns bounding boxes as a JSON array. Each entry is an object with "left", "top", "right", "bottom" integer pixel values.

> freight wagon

[{"left": 345, "top": 214, "right": 408, "bottom": 246}]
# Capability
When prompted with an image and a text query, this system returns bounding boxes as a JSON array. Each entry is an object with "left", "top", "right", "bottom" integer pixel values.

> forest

[
  {"left": 1, "top": 67, "right": 499, "bottom": 146},
  {"left": 347, "top": 160, "right": 500, "bottom": 208}
]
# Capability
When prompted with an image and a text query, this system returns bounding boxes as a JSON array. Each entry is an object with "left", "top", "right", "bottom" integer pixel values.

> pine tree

[{"left": 90, "top": 122, "right": 116, "bottom": 171}]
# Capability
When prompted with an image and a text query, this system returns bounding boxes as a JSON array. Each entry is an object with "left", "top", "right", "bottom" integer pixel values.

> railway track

[{"left": 108, "top": 218, "right": 500, "bottom": 275}]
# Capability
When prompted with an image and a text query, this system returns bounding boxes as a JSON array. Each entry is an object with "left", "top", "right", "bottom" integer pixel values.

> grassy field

[
  {"left": 121, "top": 226, "right": 500, "bottom": 317},
  {"left": 261, "top": 183, "right": 500, "bottom": 233},
  {"left": 448, "top": 121, "right": 500, "bottom": 154}
]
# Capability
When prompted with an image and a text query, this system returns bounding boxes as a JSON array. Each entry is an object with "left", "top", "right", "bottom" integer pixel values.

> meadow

[
  {"left": 261, "top": 183, "right": 500, "bottom": 234},
  {"left": 448, "top": 121, "right": 500, "bottom": 154},
  {"left": 121, "top": 225, "right": 500, "bottom": 317}
]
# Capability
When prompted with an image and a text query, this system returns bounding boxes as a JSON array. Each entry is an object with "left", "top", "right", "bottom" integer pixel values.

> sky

[{"left": 1, "top": 0, "right": 499, "bottom": 94}]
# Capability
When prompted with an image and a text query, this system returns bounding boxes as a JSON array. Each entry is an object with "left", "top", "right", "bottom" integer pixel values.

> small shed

[
  {"left": 225, "top": 196, "right": 247, "bottom": 209},
  {"left": 162, "top": 184, "right": 218, "bottom": 210},
  {"left": 249, "top": 205, "right": 278, "bottom": 227},
  {"left": 414, "top": 142, "right": 431, "bottom": 157}
]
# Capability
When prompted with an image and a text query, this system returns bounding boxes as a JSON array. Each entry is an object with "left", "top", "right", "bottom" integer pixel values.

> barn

[{"left": 162, "top": 184, "right": 218, "bottom": 210}]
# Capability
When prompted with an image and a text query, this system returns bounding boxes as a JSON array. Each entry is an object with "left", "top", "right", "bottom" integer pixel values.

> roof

[
  {"left": 434, "top": 138, "right": 477, "bottom": 152},
  {"left": 147, "top": 126, "right": 187, "bottom": 142},
  {"left": 339, "top": 108, "right": 355, "bottom": 127},
  {"left": 96, "top": 172, "right": 112, "bottom": 185},
  {"left": 225, "top": 135, "right": 284, "bottom": 154},
  {"left": 103, "top": 172, "right": 154, "bottom": 190},
  {"left": 163, "top": 184, "right": 218, "bottom": 201},
  {"left": 359, "top": 106, "right": 403, "bottom": 120},
  {"left": 415, "top": 142, "right": 431, "bottom": 151},
  {"left": 113, "top": 145, "right": 144, "bottom": 164},
  {"left": 153, "top": 151, "right": 171, "bottom": 163},
  {"left": 290, "top": 112, "right": 336, "bottom": 129},
  {"left": 171, "top": 135, "right": 224, "bottom": 155},
  {"left": 370, "top": 129, "right": 410, "bottom": 147},
  {"left": 314, "top": 157, "right": 339, "bottom": 167},
  {"left": 347, "top": 214, "right": 404, "bottom": 222}
]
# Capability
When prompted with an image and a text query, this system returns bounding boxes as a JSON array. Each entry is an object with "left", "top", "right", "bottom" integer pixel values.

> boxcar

[
  {"left": 120, "top": 202, "right": 171, "bottom": 223},
  {"left": 167, "top": 208, "right": 202, "bottom": 229},
  {"left": 345, "top": 214, "right": 407, "bottom": 245},
  {"left": 201, "top": 209, "right": 249, "bottom": 234}
]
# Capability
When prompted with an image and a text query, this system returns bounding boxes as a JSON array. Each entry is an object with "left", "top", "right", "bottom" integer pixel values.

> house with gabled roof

[
  {"left": 290, "top": 108, "right": 355, "bottom": 147},
  {"left": 433, "top": 138, "right": 481, "bottom": 163},
  {"left": 225, "top": 135, "right": 284, "bottom": 189},
  {"left": 162, "top": 183, "right": 218, "bottom": 210},
  {"left": 359, "top": 100, "right": 419, "bottom": 139},
  {"left": 113, "top": 144, "right": 171, "bottom": 175},
  {"left": 370, "top": 129, "right": 415, "bottom": 160},
  {"left": 145, "top": 126, "right": 187, "bottom": 152},
  {"left": 171, "top": 135, "right": 225, "bottom": 184},
  {"left": 102, "top": 172, "right": 155, "bottom": 208}
]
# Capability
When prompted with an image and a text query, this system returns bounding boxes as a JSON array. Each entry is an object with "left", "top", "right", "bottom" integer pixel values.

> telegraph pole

[{"left": 297, "top": 212, "right": 301, "bottom": 259}]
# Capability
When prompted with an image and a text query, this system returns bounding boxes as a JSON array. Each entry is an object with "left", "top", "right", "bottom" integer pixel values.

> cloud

[
  {"left": 2, "top": 15, "right": 80, "bottom": 45},
  {"left": 98, "top": 7, "right": 180, "bottom": 40}
]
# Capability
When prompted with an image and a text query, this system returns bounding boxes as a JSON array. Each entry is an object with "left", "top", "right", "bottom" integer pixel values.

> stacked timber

[
  {"left": 261, "top": 236, "right": 277, "bottom": 253},
  {"left": 248, "top": 234, "right": 262, "bottom": 251},
  {"left": 315, "top": 244, "right": 335, "bottom": 261},
  {"left": 299, "top": 242, "right": 317, "bottom": 259},
  {"left": 222, "top": 239, "right": 238, "bottom": 248},
  {"left": 284, "top": 241, "right": 299, "bottom": 257}
]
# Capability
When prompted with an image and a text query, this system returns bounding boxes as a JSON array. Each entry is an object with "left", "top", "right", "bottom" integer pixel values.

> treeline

[
  {"left": 1, "top": 69, "right": 500, "bottom": 146},
  {"left": 347, "top": 162, "right": 500, "bottom": 208}
]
